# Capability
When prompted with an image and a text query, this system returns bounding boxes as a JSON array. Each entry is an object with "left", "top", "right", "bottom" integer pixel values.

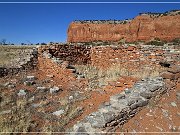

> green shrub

[{"left": 171, "top": 38, "right": 180, "bottom": 45}]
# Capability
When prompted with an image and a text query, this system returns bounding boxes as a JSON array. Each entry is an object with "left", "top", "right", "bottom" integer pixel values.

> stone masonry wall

[
  {"left": 67, "top": 65, "right": 180, "bottom": 134},
  {"left": 38, "top": 44, "right": 91, "bottom": 65},
  {"left": 32, "top": 44, "right": 180, "bottom": 133},
  {"left": 0, "top": 48, "right": 38, "bottom": 77},
  {"left": 67, "top": 77, "right": 168, "bottom": 134},
  {"left": 91, "top": 44, "right": 180, "bottom": 69},
  {"left": 39, "top": 44, "right": 180, "bottom": 70}
]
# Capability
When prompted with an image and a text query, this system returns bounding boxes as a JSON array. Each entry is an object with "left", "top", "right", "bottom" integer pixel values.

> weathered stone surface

[
  {"left": 170, "top": 102, "right": 177, "bottom": 107},
  {"left": 176, "top": 92, "right": 180, "bottom": 100},
  {"left": 17, "top": 89, "right": 27, "bottom": 96},
  {"left": 37, "top": 86, "right": 48, "bottom": 92},
  {"left": 175, "top": 73, "right": 180, "bottom": 80},
  {"left": 50, "top": 86, "right": 60, "bottom": 94},
  {"left": 67, "top": 77, "right": 166, "bottom": 134},
  {"left": 110, "top": 94, "right": 126, "bottom": 102},
  {"left": 39, "top": 44, "right": 91, "bottom": 65},
  {"left": 67, "top": 11, "right": 180, "bottom": 43},
  {"left": 26, "top": 76, "right": 36, "bottom": 81},
  {"left": 52, "top": 109, "right": 65, "bottom": 116},
  {"left": 24, "top": 80, "right": 35, "bottom": 86},
  {"left": 140, "top": 92, "right": 153, "bottom": 99}
]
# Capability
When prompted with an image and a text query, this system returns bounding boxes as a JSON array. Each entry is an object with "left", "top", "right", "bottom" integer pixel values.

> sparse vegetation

[
  {"left": 146, "top": 40, "right": 165, "bottom": 46},
  {"left": 171, "top": 38, "right": 180, "bottom": 45},
  {"left": 0, "top": 92, "right": 34, "bottom": 132},
  {"left": 75, "top": 64, "right": 164, "bottom": 90},
  {"left": 0, "top": 37, "right": 178, "bottom": 133},
  {"left": 0, "top": 45, "right": 35, "bottom": 67}
]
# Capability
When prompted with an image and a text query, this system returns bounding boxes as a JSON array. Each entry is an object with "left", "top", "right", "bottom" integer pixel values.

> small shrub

[
  {"left": 171, "top": 38, "right": 180, "bottom": 45},
  {"left": 154, "top": 38, "right": 161, "bottom": 41},
  {"left": 146, "top": 40, "right": 165, "bottom": 46}
]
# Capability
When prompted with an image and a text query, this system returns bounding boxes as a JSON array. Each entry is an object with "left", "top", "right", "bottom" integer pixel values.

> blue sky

[{"left": 0, "top": 3, "right": 179, "bottom": 44}]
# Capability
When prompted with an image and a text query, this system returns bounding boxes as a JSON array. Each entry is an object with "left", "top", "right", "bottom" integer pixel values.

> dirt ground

[
  {"left": 116, "top": 82, "right": 180, "bottom": 134},
  {"left": 0, "top": 64, "right": 138, "bottom": 132}
]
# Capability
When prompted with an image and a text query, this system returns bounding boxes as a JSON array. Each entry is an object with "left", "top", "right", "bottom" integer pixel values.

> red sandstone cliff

[{"left": 67, "top": 12, "right": 180, "bottom": 43}]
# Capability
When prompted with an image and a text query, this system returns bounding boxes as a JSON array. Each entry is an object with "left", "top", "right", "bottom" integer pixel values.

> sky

[{"left": 0, "top": 2, "right": 180, "bottom": 44}]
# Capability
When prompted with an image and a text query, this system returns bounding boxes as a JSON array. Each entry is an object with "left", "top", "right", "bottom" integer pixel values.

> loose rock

[
  {"left": 17, "top": 89, "right": 27, "bottom": 96},
  {"left": 52, "top": 109, "right": 65, "bottom": 116},
  {"left": 50, "top": 86, "right": 60, "bottom": 94}
]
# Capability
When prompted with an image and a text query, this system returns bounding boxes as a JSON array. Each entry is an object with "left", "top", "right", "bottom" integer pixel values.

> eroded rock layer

[{"left": 67, "top": 11, "right": 180, "bottom": 43}]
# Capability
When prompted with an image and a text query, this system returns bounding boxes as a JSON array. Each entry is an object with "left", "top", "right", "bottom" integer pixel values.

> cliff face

[{"left": 67, "top": 13, "right": 180, "bottom": 43}]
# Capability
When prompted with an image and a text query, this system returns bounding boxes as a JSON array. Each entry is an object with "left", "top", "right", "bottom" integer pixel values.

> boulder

[
  {"left": 61, "top": 61, "right": 70, "bottom": 69},
  {"left": 175, "top": 73, "right": 180, "bottom": 80}
]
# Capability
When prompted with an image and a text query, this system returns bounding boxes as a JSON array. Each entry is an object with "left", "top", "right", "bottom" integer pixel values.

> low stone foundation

[
  {"left": 0, "top": 48, "right": 38, "bottom": 77},
  {"left": 67, "top": 77, "right": 167, "bottom": 134}
]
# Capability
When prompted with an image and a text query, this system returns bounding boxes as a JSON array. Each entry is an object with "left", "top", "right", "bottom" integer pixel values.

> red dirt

[
  {"left": 116, "top": 82, "right": 180, "bottom": 134},
  {"left": 0, "top": 56, "right": 139, "bottom": 131},
  {"left": 37, "top": 56, "right": 139, "bottom": 128}
]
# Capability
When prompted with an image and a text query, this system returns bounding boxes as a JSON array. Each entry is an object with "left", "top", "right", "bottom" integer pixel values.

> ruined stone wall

[
  {"left": 38, "top": 56, "right": 79, "bottom": 90},
  {"left": 67, "top": 77, "right": 168, "bottom": 134},
  {"left": 67, "top": 65, "right": 180, "bottom": 134},
  {"left": 90, "top": 45, "right": 180, "bottom": 69},
  {"left": 37, "top": 44, "right": 180, "bottom": 133},
  {"left": 39, "top": 44, "right": 180, "bottom": 70},
  {"left": 0, "top": 48, "right": 38, "bottom": 77},
  {"left": 38, "top": 44, "right": 91, "bottom": 65}
]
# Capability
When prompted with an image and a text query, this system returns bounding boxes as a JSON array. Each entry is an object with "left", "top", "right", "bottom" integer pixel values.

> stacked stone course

[
  {"left": 38, "top": 44, "right": 91, "bottom": 65},
  {"left": 39, "top": 43, "right": 180, "bottom": 71},
  {"left": 90, "top": 44, "right": 180, "bottom": 69},
  {"left": 67, "top": 77, "right": 168, "bottom": 134}
]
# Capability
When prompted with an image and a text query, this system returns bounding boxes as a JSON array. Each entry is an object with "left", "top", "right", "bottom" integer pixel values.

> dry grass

[
  {"left": 0, "top": 45, "right": 35, "bottom": 67},
  {"left": 0, "top": 81, "right": 84, "bottom": 133},
  {"left": 0, "top": 95, "right": 34, "bottom": 132},
  {"left": 0, "top": 84, "right": 37, "bottom": 133},
  {"left": 75, "top": 63, "right": 165, "bottom": 89}
]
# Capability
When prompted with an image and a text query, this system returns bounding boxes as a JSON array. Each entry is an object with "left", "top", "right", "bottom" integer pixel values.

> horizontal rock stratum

[{"left": 67, "top": 10, "right": 180, "bottom": 43}]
